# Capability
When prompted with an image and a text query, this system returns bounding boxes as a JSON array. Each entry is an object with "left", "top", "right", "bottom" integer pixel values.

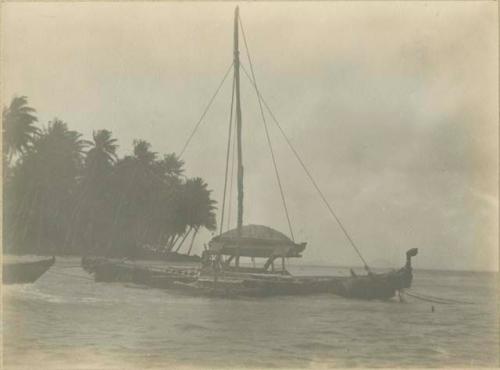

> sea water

[{"left": 2, "top": 257, "right": 498, "bottom": 369}]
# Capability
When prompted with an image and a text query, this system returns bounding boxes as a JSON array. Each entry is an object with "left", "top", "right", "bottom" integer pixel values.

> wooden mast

[{"left": 234, "top": 6, "right": 243, "bottom": 267}]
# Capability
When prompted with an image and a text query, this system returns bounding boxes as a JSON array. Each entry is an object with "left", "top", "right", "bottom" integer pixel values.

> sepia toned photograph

[{"left": 1, "top": 1, "right": 498, "bottom": 369}]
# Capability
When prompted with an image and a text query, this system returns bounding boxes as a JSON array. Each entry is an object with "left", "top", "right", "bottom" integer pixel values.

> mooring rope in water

[
  {"left": 403, "top": 291, "right": 453, "bottom": 305},
  {"left": 403, "top": 290, "right": 474, "bottom": 305},
  {"left": 406, "top": 289, "right": 472, "bottom": 304}
]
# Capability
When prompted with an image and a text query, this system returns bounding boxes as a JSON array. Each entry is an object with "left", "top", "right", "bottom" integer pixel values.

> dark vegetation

[{"left": 3, "top": 96, "right": 217, "bottom": 257}]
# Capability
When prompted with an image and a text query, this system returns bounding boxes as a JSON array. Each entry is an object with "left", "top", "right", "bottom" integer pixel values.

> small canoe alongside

[{"left": 3, "top": 256, "right": 55, "bottom": 284}]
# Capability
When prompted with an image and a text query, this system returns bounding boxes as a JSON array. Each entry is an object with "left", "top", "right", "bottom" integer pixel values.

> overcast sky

[{"left": 2, "top": 2, "right": 498, "bottom": 271}]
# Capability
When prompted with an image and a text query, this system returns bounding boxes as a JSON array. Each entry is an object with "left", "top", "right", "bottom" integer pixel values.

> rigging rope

[
  {"left": 179, "top": 62, "right": 234, "bottom": 158},
  {"left": 239, "top": 63, "right": 370, "bottom": 271},
  {"left": 239, "top": 15, "right": 295, "bottom": 242},
  {"left": 219, "top": 76, "right": 236, "bottom": 235}
]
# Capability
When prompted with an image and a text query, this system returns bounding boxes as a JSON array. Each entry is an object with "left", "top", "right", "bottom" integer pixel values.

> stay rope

[
  {"left": 179, "top": 62, "right": 234, "bottom": 158},
  {"left": 239, "top": 62, "right": 370, "bottom": 271},
  {"left": 239, "top": 15, "right": 295, "bottom": 242}
]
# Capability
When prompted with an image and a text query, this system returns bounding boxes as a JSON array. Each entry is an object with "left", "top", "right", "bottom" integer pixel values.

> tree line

[{"left": 3, "top": 96, "right": 217, "bottom": 257}]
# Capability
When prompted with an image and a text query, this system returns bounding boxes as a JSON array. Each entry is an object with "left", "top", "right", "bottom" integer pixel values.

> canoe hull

[
  {"left": 81, "top": 249, "right": 417, "bottom": 300},
  {"left": 189, "top": 249, "right": 416, "bottom": 299},
  {"left": 187, "top": 267, "right": 412, "bottom": 300}
]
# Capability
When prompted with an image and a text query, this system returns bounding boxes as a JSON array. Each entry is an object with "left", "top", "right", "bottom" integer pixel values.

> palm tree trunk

[
  {"left": 174, "top": 226, "right": 193, "bottom": 253},
  {"left": 165, "top": 234, "right": 175, "bottom": 250},
  {"left": 187, "top": 228, "right": 199, "bottom": 255},
  {"left": 165, "top": 234, "right": 178, "bottom": 251},
  {"left": 170, "top": 234, "right": 181, "bottom": 250},
  {"left": 7, "top": 150, "right": 13, "bottom": 167}
]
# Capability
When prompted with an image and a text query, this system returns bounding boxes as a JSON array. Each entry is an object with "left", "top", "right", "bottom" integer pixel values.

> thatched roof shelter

[{"left": 208, "top": 224, "right": 306, "bottom": 258}]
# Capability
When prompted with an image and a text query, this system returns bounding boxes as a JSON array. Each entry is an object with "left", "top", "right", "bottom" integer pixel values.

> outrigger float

[{"left": 82, "top": 7, "right": 418, "bottom": 300}]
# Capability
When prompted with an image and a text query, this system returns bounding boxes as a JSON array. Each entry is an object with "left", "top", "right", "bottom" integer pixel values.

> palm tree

[
  {"left": 172, "top": 177, "right": 217, "bottom": 254},
  {"left": 82, "top": 129, "right": 118, "bottom": 189},
  {"left": 2, "top": 96, "right": 39, "bottom": 165},
  {"left": 72, "top": 130, "right": 119, "bottom": 252},
  {"left": 85, "top": 130, "right": 118, "bottom": 168},
  {"left": 5, "top": 118, "right": 88, "bottom": 254},
  {"left": 159, "top": 153, "right": 185, "bottom": 177},
  {"left": 103, "top": 139, "right": 169, "bottom": 255},
  {"left": 133, "top": 139, "right": 156, "bottom": 165},
  {"left": 186, "top": 177, "right": 217, "bottom": 231},
  {"left": 43, "top": 118, "right": 88, "bottom": 162}
]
